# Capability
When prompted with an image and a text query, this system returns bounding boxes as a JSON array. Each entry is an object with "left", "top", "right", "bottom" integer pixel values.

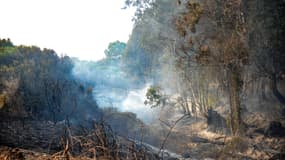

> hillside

[{"left": 1, "top": 0, "right": 285, "bottom": 159}]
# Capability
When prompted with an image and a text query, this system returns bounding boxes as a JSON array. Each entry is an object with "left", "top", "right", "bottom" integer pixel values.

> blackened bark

[
  {"left": 272, "top": 74, "right": 285, "bottom": 106},
  {"left": 228, "top": 65, "right": 243, "bottom": 135}
]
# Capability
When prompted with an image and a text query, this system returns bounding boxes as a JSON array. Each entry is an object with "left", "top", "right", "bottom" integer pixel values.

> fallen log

[{"left": 190, "top": 136, "right": 225, "bottom": 145}]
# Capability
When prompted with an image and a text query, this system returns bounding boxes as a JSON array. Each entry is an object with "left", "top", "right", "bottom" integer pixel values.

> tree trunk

[
  {"left": 271, "top": 74, "right": 285, "bottom": 106},
  {"left": 228, "top": 65, "right": 243, "bottom": 135}
]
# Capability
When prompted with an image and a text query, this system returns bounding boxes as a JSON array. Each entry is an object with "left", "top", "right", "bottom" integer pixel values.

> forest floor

[
  {"left": 0, "top": 111, "right": 285, "bottom": 160},
  {"left": 156, "top": 111, "right": 285, "bottom": 160}
]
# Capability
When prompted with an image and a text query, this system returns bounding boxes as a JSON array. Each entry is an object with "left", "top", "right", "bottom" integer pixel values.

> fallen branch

[{"left": 158, "top": 114, "right": 188, "bottom": 157}]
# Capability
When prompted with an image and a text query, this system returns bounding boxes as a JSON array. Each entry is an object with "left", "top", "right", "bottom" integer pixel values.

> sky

[{"left": 0, "top": 0, "right": 135, "bottom": 61}]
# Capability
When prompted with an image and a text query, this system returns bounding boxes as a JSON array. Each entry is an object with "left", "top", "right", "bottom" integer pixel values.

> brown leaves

[
  {"left": 175, "top": 1, "right": 203, "bottom": 36},
  {"left": 0, "top": 94, "right": 5, "bottom": 109}
]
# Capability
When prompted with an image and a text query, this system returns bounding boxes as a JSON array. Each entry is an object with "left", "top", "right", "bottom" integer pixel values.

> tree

[
  {"left": 183, "top": 0, "right": 248, "bottom": 135},
  {"left": 104, "top": 41, "right": 126, "bottom": 59},
  {"left": 124, "top": 0, "right": 155, "bottom": 21},
  {"left": 246, "top": 0, "right": 285, "bottom": 105},
  {"left": 144, "top": 86, "right": 165, "bottom": 108},
  {"left": 0, "top": 38, "right": 13, "bottom": 47},
  {"left": 125, "top": 0, "right": 248, "bottom": 135}
]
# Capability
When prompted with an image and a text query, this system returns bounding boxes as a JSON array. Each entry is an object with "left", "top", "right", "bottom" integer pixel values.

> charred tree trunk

[
  {"left": 228, "top": 65, "right": 243, "bottom": 135},
  {"left": 271, "top": 73, "right": 285, "bottom": 106}
]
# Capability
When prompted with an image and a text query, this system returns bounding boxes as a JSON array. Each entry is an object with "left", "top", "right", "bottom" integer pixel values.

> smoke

[
  {"left": 70, "top": 0, "right": 187, "bottom": 123},
  {"left": 72, "top": 58, "right": 158, "bottom": 123},
  {"left": 121, "top": 84, "right": 159, "bottom": 123}
]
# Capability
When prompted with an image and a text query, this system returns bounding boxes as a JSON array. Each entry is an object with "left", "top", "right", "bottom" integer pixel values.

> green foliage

[
  {"left": 0, "top": 47, "right": 17, "bottom": 56},
  {"left": 104, "top": 41, "right": 126, "bottom": 59},
  {"left": 0, "top": 38, "right": 17, "bottom": 59},
  {"left": 144, "top": 86, "right": 164, "bottom": 108},
  {"left": 0, "top": 38, "right": 13, "bottom": 47}
]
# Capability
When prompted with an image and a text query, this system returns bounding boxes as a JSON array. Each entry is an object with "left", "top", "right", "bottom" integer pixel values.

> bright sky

[{"left": 0, "top": 0, "right": 135, "bottom": 61}]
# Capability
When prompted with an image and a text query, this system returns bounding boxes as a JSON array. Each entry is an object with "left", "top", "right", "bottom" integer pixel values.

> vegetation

[
  {"left": 144, "top": 86, "right": 164, "bottom": 108},
  {"left": 1, "top": 0, "right": 285, "bottom": 159},
  {"left": 0, "top": 38, "right": 100, "bottom": 123},
  {"left": 104, "top": 41, "right": 126, "bottom": 59},
  {"left": 123, "top": 0, "right": 285, "bottom": 136},
  {"left": 122, "top": 0, "right": 285, "bottom": 158}
]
